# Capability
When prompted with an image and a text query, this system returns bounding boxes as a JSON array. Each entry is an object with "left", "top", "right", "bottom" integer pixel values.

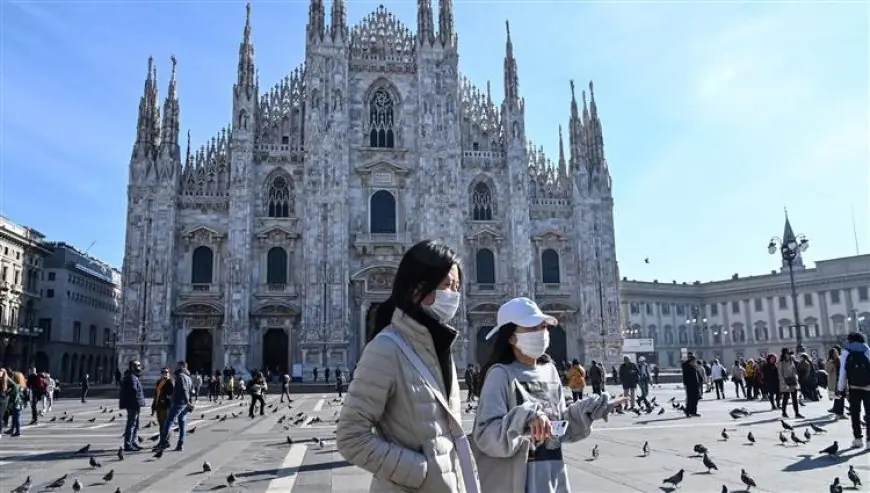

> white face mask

[
  {"left": 513, "top": 330, "right": 550, "bottom": 359},
  {"left": 424, "top": 290, "right": 461, "bottom": 322}
]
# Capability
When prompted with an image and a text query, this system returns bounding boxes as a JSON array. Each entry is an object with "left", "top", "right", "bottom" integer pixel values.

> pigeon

[
  {"left": 46, "top": 474, "right": 67, "bottom": 489},
  {"left": 287, "top": 436, "right": 294, "bottom": 446},
  {"left": 702, "top": 453, "right": 718, "bottom": 472},
  {"left": 49, "top": 416, "right": 57, "bottom": 422},
  {"left": 811, "top": 423, "right": 827, "bottom": 434},
  {"left": 848, "top": 465, "right": 862, "bottom": 487},
  {"left": 88, "top": 417, "right": 96, "bottom": 423},
  {"left": 657, "top": 408, "right": 665, "bottom": 415},
  {"left": 103, "top": 469, "right": 115, "bottom": 482},
  {"left": 747, "top": 431, "right": 755, "bottom": 444},
  {"left": 790, "top": 431, "right": 806, "bottom": 445},
  {"left": 781, "top": 420, "right": 794, "bottom": 431},
  {"left": 114, "top": 489, "right": 121, "bottom": 493},
  {"left": 662, "top": 469, "right": 684, "bottom": 488},
  {"left": 721, "top": 486, "right": 728, "bottom": 493},
  {"left": 820, "top": 441, "right": 839, "bottom": 457},
  {"left": 591, "top": 444, "right": 599, "bottom": 460},
  {"left": 642, "top": 441, "right": 649, "bottom": 456},
  {"left": 203, "top": 461, "right": 212, "bottom": 472},
  {"left": 779, "top": 432, "right": 788, "bottom": 446},
  {"left": 89, "top": 456, "right": 102, "bottom": 468},
  {"left": 803, "top": 428, "right": 812, "bottom": 441},
  {"left": 720, "top": 428, "right": 729, "bottom": 441},
  {"left": 227, "top": 473, "right": 236, "bottom": 487},
  {"left": 188, "top": 427, "right": 196, "bottom": 434},
  {"left": 741, "top": 469, "right": 756, "bottom": 489},
  {"left": 9, "top": 476, "right": 31, "bottom": 493},
  {"left": 72, "top": 479, "right": 83, "bottom": 492},
  {"left": 76, "top": 444, "right": 91, "bottom": 455},
  {"left": 830, "top": 477, "right": 843, "bottom": 493},
  {"left": 693, "top": 444, "right": 709, "bottom": 455}
]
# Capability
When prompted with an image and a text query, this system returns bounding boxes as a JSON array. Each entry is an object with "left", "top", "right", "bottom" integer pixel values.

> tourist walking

[
  {"left": 619, "top": 356, "right": 639, "bottom": 408},
  {"left": 681, "top": 352, "right": 703, "bottom": 417},
  {"left": 336, "top": 240, "right": 478, "bottom": 493},
  {"left": 836, "top": 332, "right": 870, "bottom": 449},
  {"left": 471, "top": 297, "right": 622, "bottom": 492},
  {"left": 155, "top": 361, "right": 194, "bottom": 452},
  {"left": 565, "top": 359, "right": 586, "bottom": 401},
  {"left": 119, "top": 360, "right": 146, "bottom": 452},
  {"left": 777, "top": 349, "right": 803, "bottom": 418},
  {"left": 151, "top": 368, "right": 173, "bottom": 434},
  {"left": 730, "top": 360, "right": 745, "bottom": 398}
]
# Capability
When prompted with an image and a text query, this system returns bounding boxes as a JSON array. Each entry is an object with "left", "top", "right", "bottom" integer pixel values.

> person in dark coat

[
  {"left": 681, "top": 351, "right": 703, "bottom": 417},
  {"left": 118, "top": 360, "right": 147, "bottom": 451},
  {"left": 761, "top": 354, "right": 781, "bottom": 411}
]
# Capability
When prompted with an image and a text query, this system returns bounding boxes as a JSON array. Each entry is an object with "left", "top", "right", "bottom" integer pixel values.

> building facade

[
  {"left": 38, "top": 243, "right": 122, "bottom": 384},
  {"left": 0, "top": 216, "right": 51, "bottom": 371},
  {"left": 119, "top": 1, "right": 623, "bottom": 380},
  {"left": 621, "top": 220, "right": 870, "bottom": 368}
]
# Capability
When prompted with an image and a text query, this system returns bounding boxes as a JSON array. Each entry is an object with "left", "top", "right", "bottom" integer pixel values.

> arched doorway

[
  {"left": 70, "top": 354, "right": 79, "bottom": 383},
  {"left": 476, "top": 326, "right": 495, "bottom": 365},
  {"left": 262, "top": 329, "right": 289, "bottom": 374},
  {"left": 549, "top": 325, "right": 568, "bottom": 366},
  {"left": 61, "top": 353, "right": 69, "bottom": 380},
  {"left": 365, "top": 303, "right": 382, "bottom": 344},
  {"left": 35, "top": 351, "right": 50, "bottom": 373},
  {"left": 186, "top": 330, "right": 213, "bottom": 375}
]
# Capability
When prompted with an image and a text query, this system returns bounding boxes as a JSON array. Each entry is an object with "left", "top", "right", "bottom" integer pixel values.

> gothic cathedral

[{"left": 118, "top": 1, "right": 622, "bottom": 380}]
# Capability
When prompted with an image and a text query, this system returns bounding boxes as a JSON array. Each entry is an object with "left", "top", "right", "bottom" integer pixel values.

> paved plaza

[{"left": 0, "top": 385, "right": 867, "bottom": 493}]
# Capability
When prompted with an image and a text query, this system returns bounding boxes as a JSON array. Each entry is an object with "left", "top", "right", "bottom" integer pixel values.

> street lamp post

[{"left": 768, "top": 231, "right": 810, "bottom": 354}]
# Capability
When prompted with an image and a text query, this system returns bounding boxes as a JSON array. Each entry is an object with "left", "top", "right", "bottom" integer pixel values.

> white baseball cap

[{"left": 485, "top": 297, "right": 557, "bottom": 340}]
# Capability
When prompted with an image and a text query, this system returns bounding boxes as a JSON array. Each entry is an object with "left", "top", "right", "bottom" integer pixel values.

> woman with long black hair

[
  {"left": 471, "top": 297, "right": 623, "bottom": 492},
  {"left": 336, "top": 240, "right": 478, "bottom": 493}
]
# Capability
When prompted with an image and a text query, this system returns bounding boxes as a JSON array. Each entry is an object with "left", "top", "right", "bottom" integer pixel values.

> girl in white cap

[{"left": 471, "top": 297, "right": 624, "bottom": 493}]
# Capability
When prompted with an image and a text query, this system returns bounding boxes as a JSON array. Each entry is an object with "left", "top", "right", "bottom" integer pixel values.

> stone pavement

[{"left": 0, "top": 385, "right": 867, "bottom": 493}]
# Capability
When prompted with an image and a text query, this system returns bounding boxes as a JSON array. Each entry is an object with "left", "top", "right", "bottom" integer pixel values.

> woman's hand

[{"left": 529, "top": 414, "right": 553, "bottom": 442}]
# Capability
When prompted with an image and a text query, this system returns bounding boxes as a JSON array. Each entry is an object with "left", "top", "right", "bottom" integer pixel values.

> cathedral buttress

[
  {"left": 301, "top": 0, "right": 352, "bottom": 366},
  {"left": 500, "top": 20, "right": 533, "bottom": 299},
  {"left": 226, "top": 2, "right": 258, "bottom": 371},
  {"left": 567, "top": 80, "right": 620, "bottom": 368}
]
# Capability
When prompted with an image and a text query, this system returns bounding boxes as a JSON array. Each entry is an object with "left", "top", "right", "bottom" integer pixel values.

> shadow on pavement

[{"left": 783, "top": 448, "right": 870, "bottom": 472}]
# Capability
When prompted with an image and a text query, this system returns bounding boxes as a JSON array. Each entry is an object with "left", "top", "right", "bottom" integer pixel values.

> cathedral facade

[{"left": 118, "top": 1, "right": 622, "bottom": 380}]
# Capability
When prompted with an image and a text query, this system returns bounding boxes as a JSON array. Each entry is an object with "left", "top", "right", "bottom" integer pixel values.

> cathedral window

[
  {"left": 663, "top": 326, "right": 674, "bottom": 345},
  {"left": 693, "top": 326, "right": 703, "bottom": 346},
  {"left": 370, "top": 190, "right": 397, "bottom": 234},
  {"left": 541, "top": 249, "right": 560, "bottom": 284},
  {"left": 191, "top": 246, "right": 214, "bottom": 284},
  {"left": 475, "top": 249, "right": 496, "bottom": 285},
  {"left": 267, "top": 176, "right": 292, "bottom": 218},
  {"left": 471, "top": 182, "right": 494, "bottom": 221},
  {"left": 648, "top": 326, "right": 658, "bottom": 343},
  {"left": 368, "top": 88, "right": 395, "bottom": 148},
  {"left": 266, "top": 247, "right": 288, "bottom": 285}
]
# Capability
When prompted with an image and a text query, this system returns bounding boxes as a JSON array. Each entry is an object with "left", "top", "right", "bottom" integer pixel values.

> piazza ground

[{"left": 0, "top": 385, "right": 867, "bottom": 493}]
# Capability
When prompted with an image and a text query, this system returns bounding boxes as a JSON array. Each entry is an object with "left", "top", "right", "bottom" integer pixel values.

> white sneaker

[{"left": 852, "top": 438, "right": 863, "bottom": 448}]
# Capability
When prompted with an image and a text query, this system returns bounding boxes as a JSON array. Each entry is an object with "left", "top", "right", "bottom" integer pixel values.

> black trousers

[
  {"left": 248, "top": 394, "right": 265, "bottom": 417},
  {"left": 847, "top": 389, "right": 870, "bottom": 440},
  {"left": 685, "top": 389, "right": 700, "bottom": 415},
  {"left": 571, "top": 390, "right": 583, "bottom": 402},
  {"left": 713, "top": 379, "right": 725, "bottom": 399},
  {"left": 733, "top": 380, "right": 745, "bottom": 398},
  {"left": 781, "top": 391, "right": 799, "bottom": 415},
  {"left": 592, "top": 383, "right": 602, "bottom": 395}
]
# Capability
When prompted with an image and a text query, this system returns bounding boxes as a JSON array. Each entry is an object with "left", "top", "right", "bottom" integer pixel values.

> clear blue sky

[{"left": 1, "top": 0, "right": 867, "bottom": 283}]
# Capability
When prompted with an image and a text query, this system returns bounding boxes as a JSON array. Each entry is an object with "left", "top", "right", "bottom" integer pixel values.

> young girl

[{"left": 471, "top": 297, "right": 623, "bottom": 492}]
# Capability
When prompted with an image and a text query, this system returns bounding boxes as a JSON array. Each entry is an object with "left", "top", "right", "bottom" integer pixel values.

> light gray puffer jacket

[{"left": 336, "top": 309, "right": 473, "bottom": 492}]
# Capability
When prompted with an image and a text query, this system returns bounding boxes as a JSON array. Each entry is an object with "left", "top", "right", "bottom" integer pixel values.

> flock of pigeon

[
  {"left": 5, "top": 397, "right": 344, "bottom": 493},
  {"left": 584, "top": 396, "right": 864, "bottom": 493}
]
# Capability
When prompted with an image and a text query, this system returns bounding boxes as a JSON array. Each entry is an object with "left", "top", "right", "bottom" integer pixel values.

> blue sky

[{"left": 1, "top": 0, "right": 867, "bottom": 283}]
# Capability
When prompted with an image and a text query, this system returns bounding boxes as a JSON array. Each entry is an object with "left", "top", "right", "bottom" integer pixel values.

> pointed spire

[
  {"left": 417, "top": 0, "right": 434, "bottom": 46},
  {"left": 558, "top": 125, "right": 568, "bottom": 179},
  {"left": 438, "top": 0, "right": 454, "bottom": 47},
  {"left": 184, "top": 130, "right": 192, "bottom": 168},
  {"left": 783, "top": 208, "right": 796, "bottom": 243},
  {"left": 503, "top": 20, "right": 519, "bottom": 107},
  {"left": 160, "top": 55, "right": 180, "bottom": 155},
  {"left": 330, "top": 0, "right": 347, "bottom": 42},
  {"left": 308, "top": 0, "right": 325, "bottom": 43},
  {"left": 235, "top": 3, "right": 256, "bottom": 92}
]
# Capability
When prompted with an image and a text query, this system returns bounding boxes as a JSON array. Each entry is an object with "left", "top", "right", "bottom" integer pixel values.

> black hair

[
  {"left": 847, "top": 332, "right": 867, "bottom": 344},
  {"left": 368, "top": 240, "right": 463, "bottom": 342},
  {"left": 480, "top": 322, "right": 551, "bottom": 387}
]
